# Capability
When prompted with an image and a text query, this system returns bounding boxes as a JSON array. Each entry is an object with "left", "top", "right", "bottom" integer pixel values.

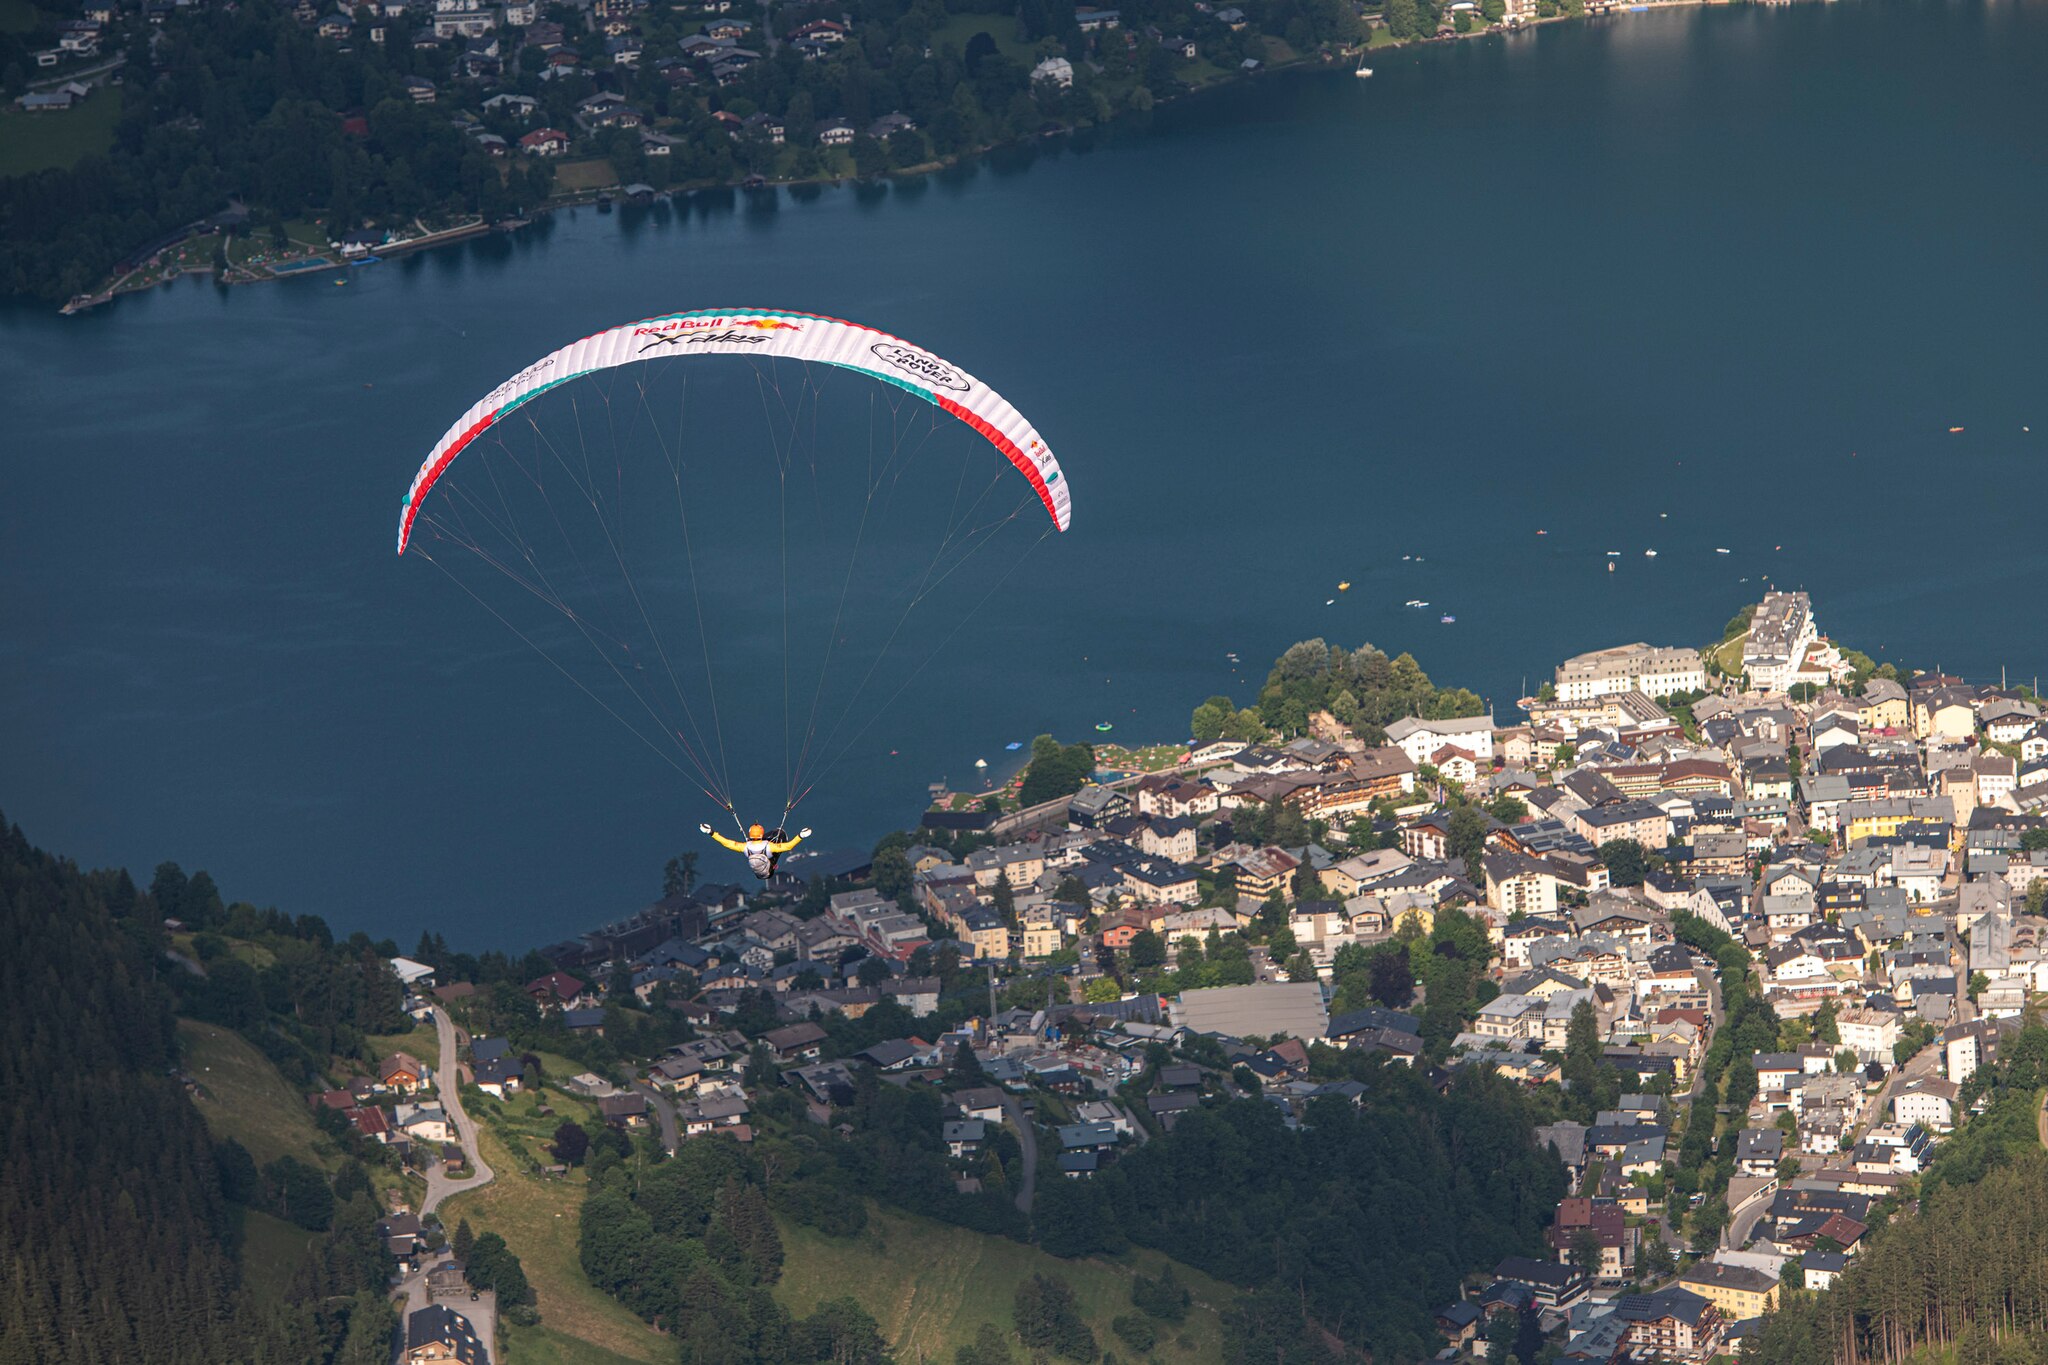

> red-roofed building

[
  {"left": 518, "top": 127, "right": 569, "bottom": 156},
  {"left": 526, "top": 970, "right": 586, "bottom": 1007},
  {"left": 1814, "top": 1213, "right": 1867, "bottom": 1251},
  {"left": 345, "top": 1105, "right": 391, "bottom": 1140}
]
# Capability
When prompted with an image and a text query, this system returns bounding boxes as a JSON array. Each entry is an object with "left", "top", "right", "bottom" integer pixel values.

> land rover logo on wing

[{"left": 871, "top": 343, "right": 972, "bottom": 393}]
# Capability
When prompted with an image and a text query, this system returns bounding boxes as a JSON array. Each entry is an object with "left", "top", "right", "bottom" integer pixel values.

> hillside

[
  {"left": 777, "top": 1204, "right": 1234, "bottom": 1363},
  {"left": 178, "top": 1017, "right": 334, "bottom": 1170}
]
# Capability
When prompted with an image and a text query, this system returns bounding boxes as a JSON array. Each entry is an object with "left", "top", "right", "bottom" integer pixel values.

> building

[
  {"left": 1030, "top": 53, "right": 1076, "bottom": 87},
  {"left": 1555, "top": 644, "right": 1706, "bottom": 702},
  {"left": 1387, "top": 714, "right": 1495, "bottom": 765},
  {"left": 404, "top": 1304, "right": 489, "bottom": 1364},
  {"left": 1743, "top": 593, "right": 1818, "bottom": 694},
  {"left": 1547, "top": 1197, "right": 1635, "bottom": 1283},
  {"left": 1612, "top": 1287, "right": 1723, "bottom": 1360},
  {"left": 1678, "top": 1260, "right": 1779, "bottom": 1320},
  {"left": 1485, "top": 851, "right": 1561, "bottom": 919},
  {"left": 1167, "top": 982, "right": 1328, "bottom": 1040}
]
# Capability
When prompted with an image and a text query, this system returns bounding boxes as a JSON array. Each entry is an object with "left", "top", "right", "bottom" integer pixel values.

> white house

[
  {"left": 1891, "top": 1077, "right": 1958, "bottom": 1131},
  {"left": 1387, "top": 714, "right": 1494, "bottom": 766},
  {"left": 1031, "top": 54, "right": 1074, "bottom": 87}
]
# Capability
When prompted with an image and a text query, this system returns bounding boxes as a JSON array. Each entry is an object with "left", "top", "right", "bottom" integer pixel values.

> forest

[
  {"left": 0, "top": 813, "right": 399, "bottom": 1363},
  {"left": 578, "top": 1118, "right": 897, "bottom": 1363},
  {"left": 1037, "top": 1063, "right": 1568, "bottom": 1362},
  {"left": 1192, "top": 638, "right": 1488, "bottom": 745}
]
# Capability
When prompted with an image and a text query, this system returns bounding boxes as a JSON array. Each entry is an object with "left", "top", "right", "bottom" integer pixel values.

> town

[
  {"left": 254, "top": 588, "right": 2048, "bottom": 1364},
  {"left": 9, "top": 0, "right": 1629, "bottom": 306}
]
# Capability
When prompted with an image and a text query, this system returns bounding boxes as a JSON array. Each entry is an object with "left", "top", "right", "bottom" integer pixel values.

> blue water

[{"left": 4, "top": 0, "right": 2044, "bottom": 947}]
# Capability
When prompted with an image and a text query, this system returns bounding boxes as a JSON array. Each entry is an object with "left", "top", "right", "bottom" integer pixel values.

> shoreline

[{"left": 53, "top": 0, "right": 1750, "bottom": 316}]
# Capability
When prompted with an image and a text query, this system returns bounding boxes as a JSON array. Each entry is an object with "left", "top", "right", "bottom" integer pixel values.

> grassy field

[
  {"left": 553, "top": 158, "right": 619, "bottom": 193},
  {"left": 777, "top": 1204, "right": 1236, "bottom": 1362},
  {"left": 1093, "top": 742, "right": 1189, "bottom": 774},
  {"left": 439, "top": 1120, "right": 669, "bottom": 1364},
  {"left": 0, "top": 0, "right": 38, "bottom": 32},
  {"left": 238, "top": 1208, "right": 321, "bottom": 1300},
  {"left": 499, "top": 1320, "right": 658, "bottom": 1365},
  {"left": 930, "top": 9, "right": 1038, "bottom": 63},
  {"left": 178, "top": 1019, "right": 334, "bottom": 1169},
  {"left": 0, "top": 85, "right": 121, "bottom": 178},
  {"left": 367, "top": 1021, "right": 440, "bottom": 1067}
]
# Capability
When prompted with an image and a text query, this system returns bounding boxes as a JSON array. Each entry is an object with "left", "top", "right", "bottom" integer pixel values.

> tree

[
  {"left": 1637, "top": 1236, "right": 1675, "bottom": 1280},
  {"left": 1367, "top": 943, "right": 1416, "bottom": 1008},
  {"left": 1447, "top": 806, "right": 1489, "bottom": 875},
  {"left": 663, "top": 852, "right": 698, "bottom": 898},
  {"left": 1598, "top": 839, "right": 1649, "bottom": 887},
  {"left": 453, "top": 1217, "right": 475, "bottom": 1262},
  {"left": 957, "top": 1322, "right": 1014, "bottom": 1365},
  {"left": 1131, "top": 1265, "right": 1189, "bottom": 1322},
  {"left": 1968, "top": 971, "right": 1990, "bottom": 1001},
  {"left": 1485, "top": 794, "right": 1529, "bottom": 825},
  {"left": 793, "top": 1298, "right": 892, "bottom": 1363},
  {"left": 336, "top": 1289, "right": 397, "bottom": 1365},
  {"left": 1568, "top": 1227, "right": 1602, "bottom": 1274},
  {"left": 1015, "top": 1274, "right": 1097, "bottom": 1361},
  {"left": 872, "top": 845, "right": 912, "bottom": 896},
  {"left": 551, "top": 1120, "right": 590, "bottom": 1166},
  {"left": 1484, "top": 1307, "right": 1517, "bottom": 1365},
  {"left": 1128, "top": 930, "right": 1166, "bottom": 970},
  {"left": 466, "top": 1231, "right": 532, "bottom": 1304},
  {"left": 1019, "top": 736, "right": 1096, "bottom": 806},
  {"left": 1084, "top": 977, "right": 1122, "bottom": 1003},
  {"left": 1810, "top": 997, "right": 1840, "bottom": 1045}
]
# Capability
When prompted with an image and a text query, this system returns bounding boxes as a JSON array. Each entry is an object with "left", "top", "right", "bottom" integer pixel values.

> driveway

[
  {"left": 1001, "top": 1094, "right": 1038, "bottom": 1215},
  {"left": 394, "top": 1252, "right": 496, "bottom": 1362},
  {"left": 422, "top": 1006, "right": 496, "bottom": 1216},
  {"left": 631, "top": 1080, "right": 679, "bottom": 1154}
]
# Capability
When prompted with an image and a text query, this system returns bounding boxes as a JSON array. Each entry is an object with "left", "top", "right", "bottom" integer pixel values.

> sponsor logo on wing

[{"left": 870, "top": 342, "right": 971, "bottom": 393}]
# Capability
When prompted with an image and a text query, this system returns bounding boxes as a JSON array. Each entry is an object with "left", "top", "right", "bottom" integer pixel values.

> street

[
  {"left": 1000, "top": 1093, "right": 1038, "bottom": 1215},
  {"left": 422, "top": 1007, "right": 496, "bottom": 1216}
]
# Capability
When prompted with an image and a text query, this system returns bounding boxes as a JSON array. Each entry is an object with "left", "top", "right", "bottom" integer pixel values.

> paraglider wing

[{"left": 396, "top": 308, "right": 1071, "bottom": 553}]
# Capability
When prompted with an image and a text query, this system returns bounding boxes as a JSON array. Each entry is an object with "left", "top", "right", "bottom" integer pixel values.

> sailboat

[{"left": 1355, "top": 52, "right": 1374, "bottom": 77}]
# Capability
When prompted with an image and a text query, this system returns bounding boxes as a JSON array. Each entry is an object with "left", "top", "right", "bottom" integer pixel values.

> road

[
  {"left": 28, "top": 53, "right": 124, "bottom": 90},
  {"left": 1001, "top": 1094, "right": 1038, "bottom": 1215},
  {"left": 1722, "top": 1174, "right": 1778, "bottom": 1250},
  {"left": 422, "top": 1007, "right": 496, "bottom": 1216},
  {"left": 631, "top": 1080, "right": 679, "bottom": 1153},
  {"left": 1682, "top": 965, "right": 1725, "bottom": 1101}
]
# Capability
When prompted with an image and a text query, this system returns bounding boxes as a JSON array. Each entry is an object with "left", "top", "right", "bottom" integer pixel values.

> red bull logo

[{"left": 631, "top": 315, "right": 802, "bottom": 339}]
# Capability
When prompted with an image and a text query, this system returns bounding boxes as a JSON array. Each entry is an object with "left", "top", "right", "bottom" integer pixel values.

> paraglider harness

[{"left": 750, "top": 827, "right": 791, "bottom": 880}]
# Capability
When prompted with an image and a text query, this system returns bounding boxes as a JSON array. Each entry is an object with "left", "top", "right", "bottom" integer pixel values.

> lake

[{"left": 4, "top": 0, "right": 2044, "bottom": 948}]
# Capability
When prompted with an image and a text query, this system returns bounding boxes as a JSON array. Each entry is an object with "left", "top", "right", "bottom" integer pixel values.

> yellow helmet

[{"left": 748, "top": 823, "right": 766, "bottom": 839}]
